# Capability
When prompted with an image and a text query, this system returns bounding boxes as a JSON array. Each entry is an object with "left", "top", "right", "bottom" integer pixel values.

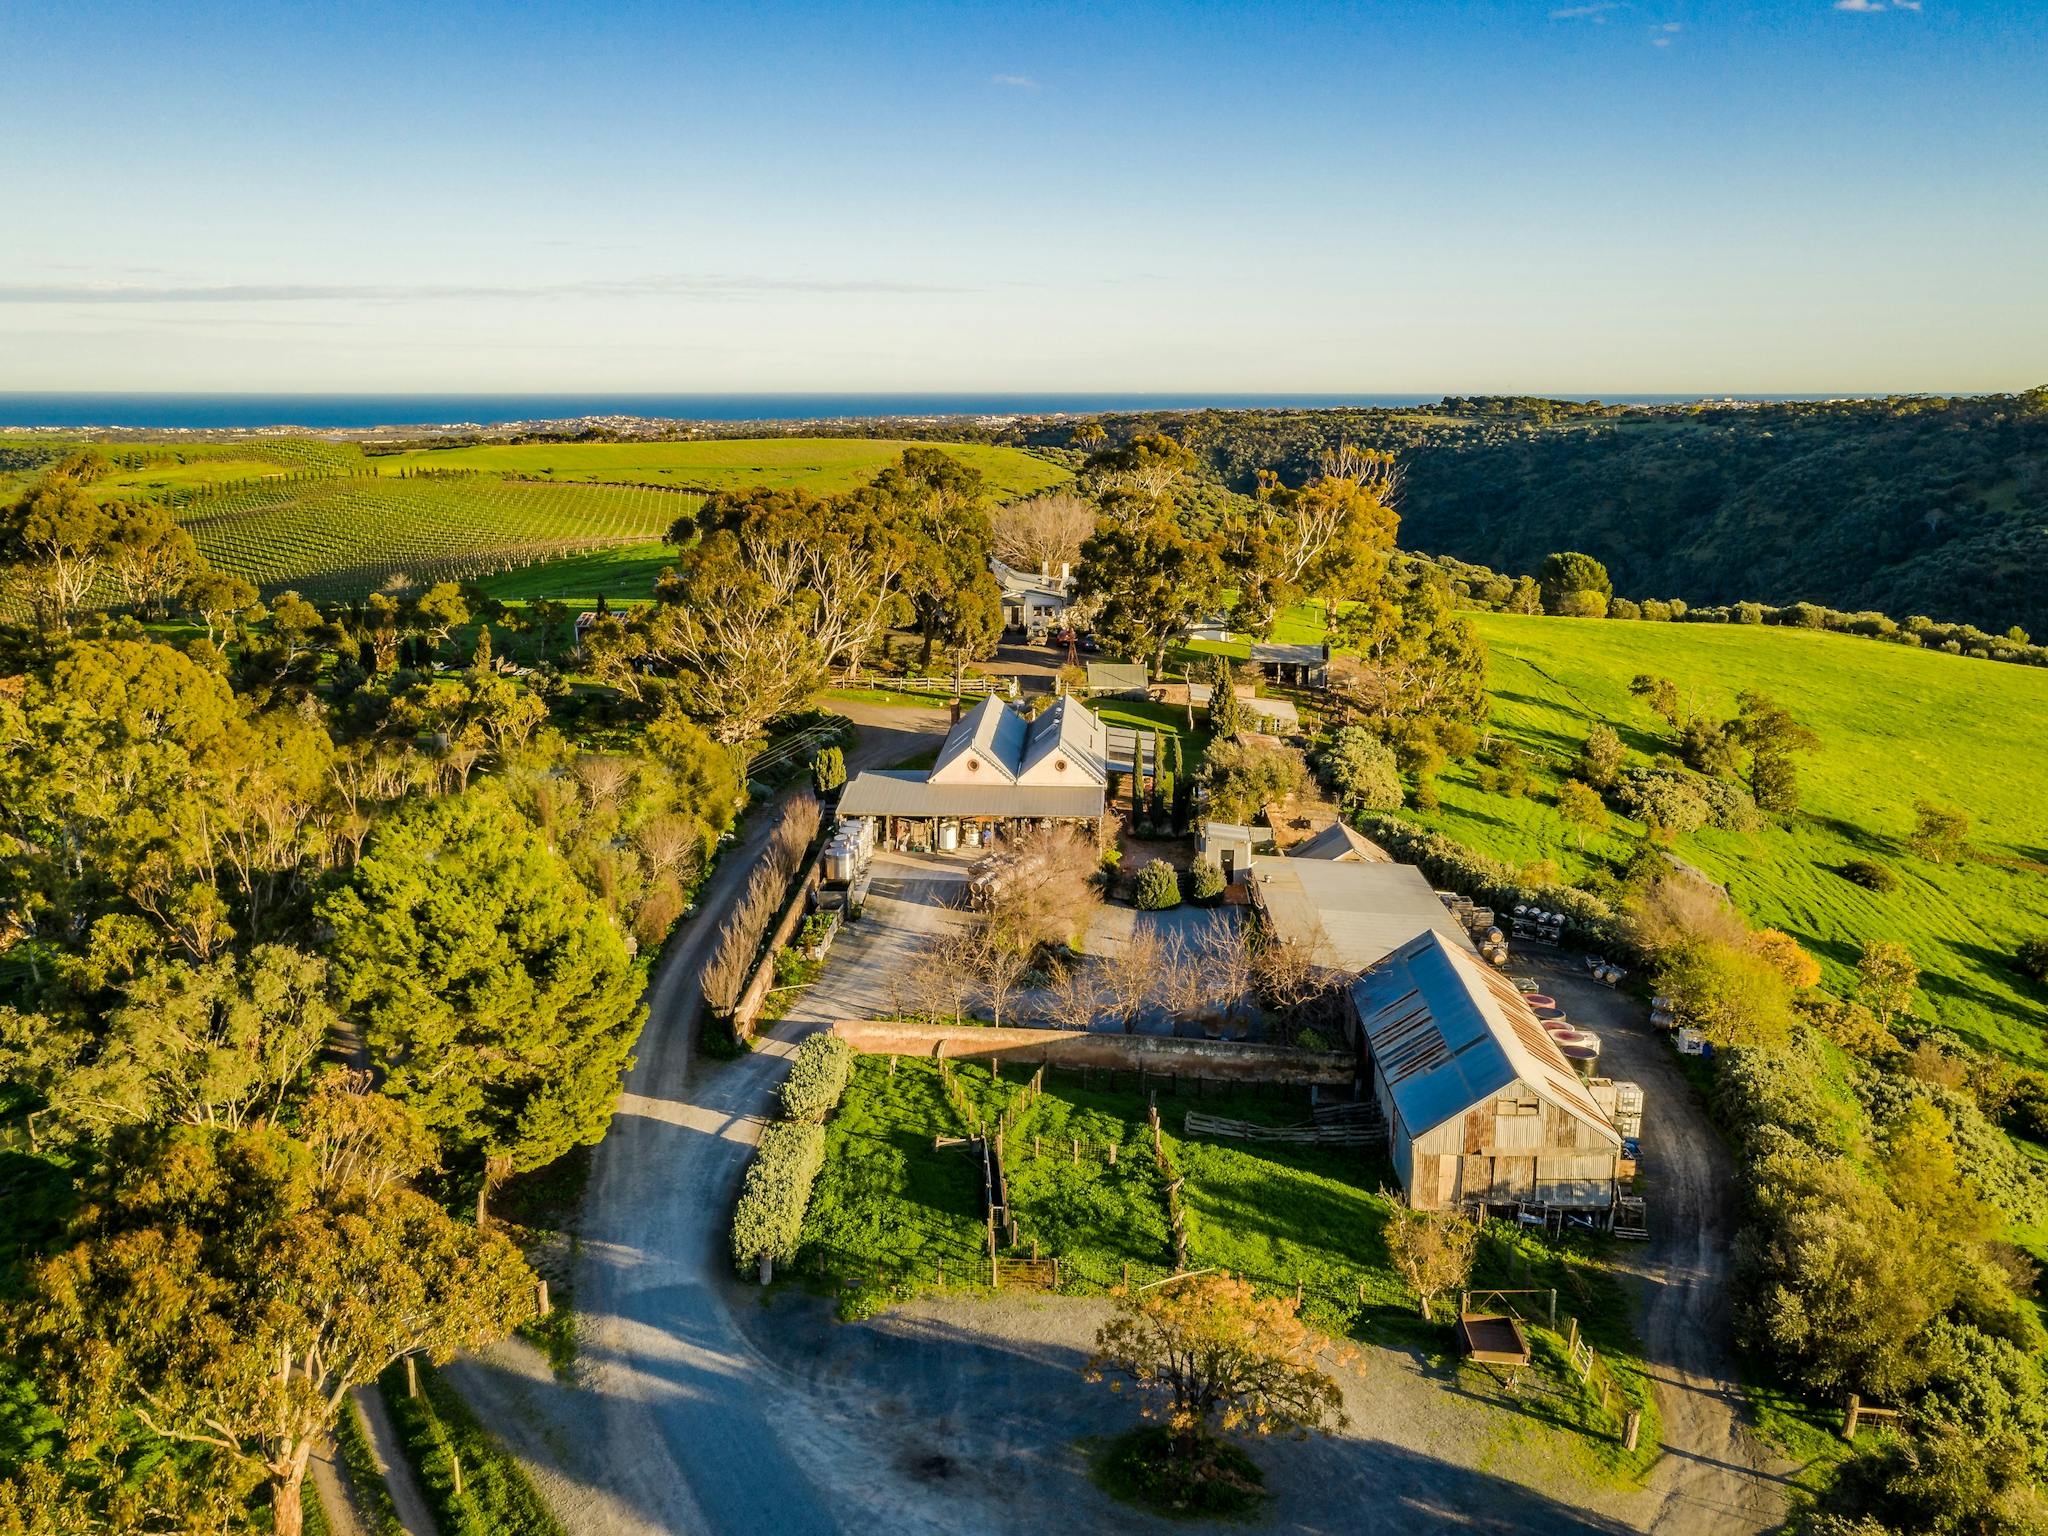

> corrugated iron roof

[
  {"left": 1019, "top": 697, "right": 1107, "bottom": 785},
  {"left": 1250, "top": 642, "right": 1326, "bottom": 666},
  {"left": 1292, "top": 821, "right": 1390, "bottom": 863},
  {"left": 1085, "top": 662, "right": 1149, "bottom": 692},
  {"left": 837, "top": 770, "right": 1106, "bottom": 820},
  {"left": 1349, "top": 931, "right": 1621, "bottom": 1142},
  {"left": 1250, "top": 856, "right": 1473, "bottom": 974},
  {"left": 930, "top": 696, "right": 1026, "bottom": 784}
]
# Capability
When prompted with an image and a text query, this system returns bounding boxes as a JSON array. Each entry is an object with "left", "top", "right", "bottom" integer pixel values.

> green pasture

[
  {"left": 472, "top": 543, "right": 682, "bottom": 604},
  {"left": 1432, "top": 616, "right": 2048, "bottom": 1064},
  {"left": 366, "top": 438, "right": 1072, "bottom": 500},
  {"left": 796, "top": 1056, "right": 1658, "bottom": 1481}
]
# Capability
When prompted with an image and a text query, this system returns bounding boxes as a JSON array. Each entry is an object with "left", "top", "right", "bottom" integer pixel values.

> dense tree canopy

[{"left": 321, "top": 789, "right": 644, "bottom": 1202}]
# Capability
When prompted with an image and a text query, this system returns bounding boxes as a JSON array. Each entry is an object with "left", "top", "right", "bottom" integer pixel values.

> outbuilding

[
  {"left": 1249, "top": 641, "right": 1330, "bottom": 690},
  {"left": 1349, "top": 930, "right": 1623, "bottom": 1211}
]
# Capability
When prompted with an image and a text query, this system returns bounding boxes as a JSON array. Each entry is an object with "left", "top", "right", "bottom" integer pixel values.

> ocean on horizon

[{"left": 0, "top": 390, "right": 1834, "bottom": 433}]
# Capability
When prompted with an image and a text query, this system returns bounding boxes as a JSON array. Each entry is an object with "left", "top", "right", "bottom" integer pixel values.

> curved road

[{"left": 447, "top": 705, "right": 1787, "bottom": 1535}]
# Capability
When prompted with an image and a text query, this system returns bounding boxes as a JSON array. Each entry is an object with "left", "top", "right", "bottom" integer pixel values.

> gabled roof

[
  {"left": 1250, "top": 856, "right": 1472, "bottom": 975},
  {"left": 1292, "top": 821, "right": 1390, "bottom": 863},
  {"left": 1349, "top": 931, "right": 1620, "bottom": 1142},
  {"left": 990, "top": 557, "right": 1071, "bottom": 603},
  {"left": 1017, "top": 697, "right": 1107, "bottom": 786},
  {"left": 929, "top": 696, "right": 1026, "bottom": 785}
]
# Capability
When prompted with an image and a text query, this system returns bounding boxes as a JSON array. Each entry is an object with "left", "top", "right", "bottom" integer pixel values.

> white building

[
  {"left": 991, "top": 558, "right": 1074, "bottom": 637},
  {"left": 837, "top": 696, "right": 1108, "bottom": 849}
]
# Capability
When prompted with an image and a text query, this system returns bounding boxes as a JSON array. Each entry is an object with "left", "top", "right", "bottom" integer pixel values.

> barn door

[{"left": 1460, "top": 1155, "right": 1493, "bottom": 1201}]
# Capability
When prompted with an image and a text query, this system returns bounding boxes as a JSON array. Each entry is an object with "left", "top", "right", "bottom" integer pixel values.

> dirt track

[
  {"left": 1527, "top": 959, "right": 1791, "bottom": 1535},
  {"left": 442, "top": 706, "right": 1790, "bottom": 1535}
]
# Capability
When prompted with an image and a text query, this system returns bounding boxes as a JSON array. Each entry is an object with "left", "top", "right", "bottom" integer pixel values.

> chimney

[
  {"left": 1059, "top": 561, "right": 1070, "bottom": 586},
  {"left": 950, "top": 698, "right": 962, "bottom": 727},
  {"left": 1040, "top": 557, "right": 1049, "bottom": 580}
]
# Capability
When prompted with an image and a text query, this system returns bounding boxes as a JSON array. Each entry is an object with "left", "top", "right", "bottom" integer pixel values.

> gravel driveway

[
  {"left": 1524, "top": 958, "right": 1792, "bottom": 1535},
  {"left": 440, "top": 704, "right": 1787, "bottom": 1535}
]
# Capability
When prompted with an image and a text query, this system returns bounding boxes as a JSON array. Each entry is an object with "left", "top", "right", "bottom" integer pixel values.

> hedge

[
  {"left": 1351, "top": 811, "right": 1628, "bottom": 954},
  {"left": 779, "top": 1034, "right": 855, "bottom": 1124},
  {"left": 730, "top": 1122, "right": 827, "bottom": 1271}
]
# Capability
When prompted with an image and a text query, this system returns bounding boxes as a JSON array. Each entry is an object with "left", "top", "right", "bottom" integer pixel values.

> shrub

[
  {"left": 2018, "top": 937, "right": 2048, "bottom": 984},
  {"left": 1322, "top": 726, "right": 1403, "bottom": 809},
  {"left": 1576, "top": 724, "right": 1626, "bottom": 789},
  {"left": 1134, "top": 859, "right": 1182, "bottom": 911},
  {"left": 1203, "top": 736, "right": 1307, "bottom": 823},
  {"left": 730, "top": 1122, "right": 827, "bottom": 1270},
  {"left": 1907, "top": 798, "right": 1971, "bottom": 863},
  {"left": 1187, "top": 856, "right": 1226, "bottom": 903},
  {"left": 1839, "top": 858, "right": 1900, "bottom": 893},
  {"left": 810, "top": 745, "right": 846, "bottom": 794},
  {"left": 1614, "top": 767, "right": 1710, "bottom": 835},
  {"left": 1607, "top": 597, "right": 1641, "bottom": 621},
  {"left": 779, "top": 1034, "right": 855, "bottom": 1124},
  {"left": 1698, "top": 776, "right": 1763, "bottom": 833}
]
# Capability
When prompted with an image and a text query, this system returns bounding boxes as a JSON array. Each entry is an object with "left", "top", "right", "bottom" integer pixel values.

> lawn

[
  {"left": 367, "top": 438, "right": 1072, "bottom": 500},
  {"left": 797, "top": 1057, "right": 1659, "bottom": 1478},
  {"left": 1084, "top": 699, "right": 1212, "bottom": 773},
  {"left": 1436, "top": 616, "right": 2048, "bottom": 1066},
  {"left": 473, "top": 543, "right": 681, "bottom": 604}
]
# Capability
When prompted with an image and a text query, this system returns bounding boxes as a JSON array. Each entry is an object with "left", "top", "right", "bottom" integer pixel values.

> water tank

[{"left": 938, "top": 820, "right": 960, "bottom": 852}]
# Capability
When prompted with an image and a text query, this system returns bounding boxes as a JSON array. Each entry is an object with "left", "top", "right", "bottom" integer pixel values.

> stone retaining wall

[{"left": 828, "top": 1019, "right": 1353, "bottom": 1086}]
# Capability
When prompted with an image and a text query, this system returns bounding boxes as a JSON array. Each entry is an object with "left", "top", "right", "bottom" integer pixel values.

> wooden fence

[
  {"left": 1182, "top": 1101, "right": 1383, "bottom": 1147},
  {"left": 830, "top": 675, "right": 1007, "bottom": 698}
]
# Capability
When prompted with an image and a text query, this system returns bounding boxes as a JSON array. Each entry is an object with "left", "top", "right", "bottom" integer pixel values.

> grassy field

[
  {"left": 366, "top": 438, "right": 1072, "bottom": 499},
  {"left": 471, "top": 542, "right": 682, "bottom": 604},
  {"left": 1425, "top": 616, "right": 2048, "bottom": 1065},
  {"left": 1193, "top": 604, "right": 2048, "bottom": 1064},
  {"left": 797, "top": 1057, "right": 1657, "bottom": 1478}
]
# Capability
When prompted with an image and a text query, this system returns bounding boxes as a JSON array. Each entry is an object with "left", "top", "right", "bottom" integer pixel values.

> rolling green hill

[
  {"left": 1019, "top": 392, "right": 2048, "bottom": 637},
  {"left": 1419, "top": 616, "right": 2048, "bottom": 1065},
  {"left": 3, "top": 435, "right": 1068, "bottom": 602},
  {"left": 176, "top": 474, "right": 688, "bottom": 598},
  {"left": 365, "top": 437, "right": 1072, "bottom": 499}
]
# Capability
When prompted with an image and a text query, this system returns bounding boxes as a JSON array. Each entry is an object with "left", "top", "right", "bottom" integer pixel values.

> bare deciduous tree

[
  {"left": 970, "top": 825, "right": 1101, "bottom": 954},
  {"left": 992, "top": 491, "right": 1098, "bottom": 575},
  {"left": 971, "top": 930, "right": 1033, "bottom": 1028},
  {"left": 1044, "top": 957, "right": 1108, "bottom": 1033},
  {"left": 1101, "top": 925, "right": 1164, "bottom": 1034}
]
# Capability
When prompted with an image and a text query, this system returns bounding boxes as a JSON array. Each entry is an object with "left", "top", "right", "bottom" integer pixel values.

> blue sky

[{"left": 3, "top": 0, "right": 2043, "bottom": 393}]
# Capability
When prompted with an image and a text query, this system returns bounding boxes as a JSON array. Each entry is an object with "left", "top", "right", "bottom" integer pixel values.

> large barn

[{"left": 1349, "top": 930, "right": 1623, "bottom": 1212}]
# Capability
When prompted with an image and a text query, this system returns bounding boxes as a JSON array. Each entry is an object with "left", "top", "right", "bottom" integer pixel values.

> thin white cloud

[
  {"left": 1651, "top": 20, "right": 1681, "bottom": 44},
  {"left": 1549, "top": 2, "right": 1623, "bottom": 19},
  {"left": 0, "top": 275, "right": 975, "bottom": 304},
  {"left": 1834, "top": 0, "right": 1887, "bottom": 10},
  {"left": 990, "top": 73, "right": 1039, "bottom": 89}
]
